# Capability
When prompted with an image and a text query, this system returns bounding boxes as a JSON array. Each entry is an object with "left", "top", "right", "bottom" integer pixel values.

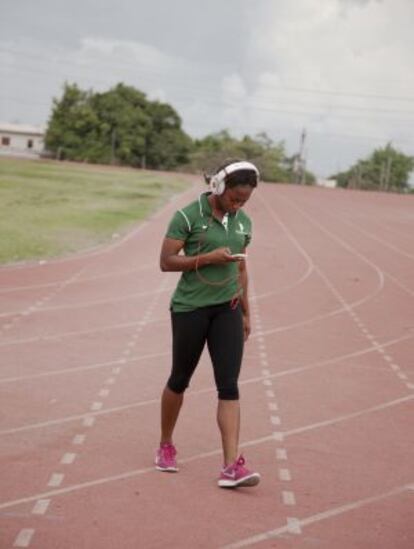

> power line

[{"left": 2, "top": 46, "right": 414, "bottom": 105}]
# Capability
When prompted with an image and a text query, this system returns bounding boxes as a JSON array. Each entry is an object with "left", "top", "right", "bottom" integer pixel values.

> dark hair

[{"left": 212, "top": 158, "right": 259, "bottom": 189}]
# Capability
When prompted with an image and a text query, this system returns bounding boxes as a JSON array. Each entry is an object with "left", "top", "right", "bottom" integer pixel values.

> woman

[{"left": 155, "top": 159, "right": 260, "bottom": 488}]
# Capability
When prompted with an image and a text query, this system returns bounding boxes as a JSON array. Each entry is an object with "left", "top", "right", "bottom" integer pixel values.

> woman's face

[{"left": 218, "top": 184, "right": 254, "bottom": 214}]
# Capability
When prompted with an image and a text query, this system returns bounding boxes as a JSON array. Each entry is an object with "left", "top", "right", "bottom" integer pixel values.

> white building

[
  {"left": 316, "top": 178, "right": 337, "bottom": 189},
  {"left": 0, "top": 123, "right": 45, "bottom": 158}
]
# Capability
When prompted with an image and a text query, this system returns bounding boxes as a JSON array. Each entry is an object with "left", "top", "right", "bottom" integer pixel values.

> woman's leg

[
  {"left": 216, "top": 399, "right": 240, "bottom": 466},
  {"left": 160, "top": 308, "right": 209, "bottom": 444},
  {"left": 160, "top": 386, "right": 184, "bottom": 444},
  {"left": 207, "top": 304, "right": 244, "bottom": 466}
]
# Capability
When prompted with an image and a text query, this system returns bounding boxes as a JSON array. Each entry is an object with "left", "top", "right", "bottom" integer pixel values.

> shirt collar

[{"left": 199, "top": 191, "right": 239, "bottom": 219}]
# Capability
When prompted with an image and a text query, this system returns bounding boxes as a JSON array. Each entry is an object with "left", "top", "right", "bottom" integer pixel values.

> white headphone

[{"left": 209, "top": 161, "right": 259, "bottom": 196}]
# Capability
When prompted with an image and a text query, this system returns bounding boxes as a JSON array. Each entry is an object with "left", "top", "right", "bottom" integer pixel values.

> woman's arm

[
  {"left": 238, "top": 254, "right": 251, "bottom": 340},
  {"left": 160, "top": 238, "right": 238, "bottom": 272}
]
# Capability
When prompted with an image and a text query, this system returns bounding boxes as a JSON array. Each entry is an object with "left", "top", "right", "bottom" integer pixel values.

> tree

[
  {"left": 45, "top": 83, "right": 192, "bottom": 168},
  {"left": 185, "top": 130, "right": 310, "bottom": 183},
  {"left": 331, "top": 144, "right": 414, "bottom": 192}
]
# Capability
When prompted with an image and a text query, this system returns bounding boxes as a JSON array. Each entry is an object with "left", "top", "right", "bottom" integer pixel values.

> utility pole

[{"left": 296, "top": 128, "right": 307, "bottom": 184}]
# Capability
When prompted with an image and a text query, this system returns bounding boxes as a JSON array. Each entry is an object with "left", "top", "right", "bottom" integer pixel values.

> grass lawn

[{"left": 0, "top": 157, "right": 190, "bottom": 265}]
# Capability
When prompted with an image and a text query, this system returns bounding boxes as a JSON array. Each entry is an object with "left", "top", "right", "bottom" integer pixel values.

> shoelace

[{"left": 162, "top": 444, "right": 176, "bottom": 460}]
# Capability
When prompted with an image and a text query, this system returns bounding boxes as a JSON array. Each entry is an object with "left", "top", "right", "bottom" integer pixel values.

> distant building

[
  {"left": 0, "top": 123, "right": 45, "bottom": 158},
  {"left": 316, "top": 178, "right": 337, "bottom": 189}
]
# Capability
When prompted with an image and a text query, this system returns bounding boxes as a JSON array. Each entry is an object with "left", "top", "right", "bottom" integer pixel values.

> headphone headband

[{"left": 210, "top": 161, "right": 259, "bottom": 195}]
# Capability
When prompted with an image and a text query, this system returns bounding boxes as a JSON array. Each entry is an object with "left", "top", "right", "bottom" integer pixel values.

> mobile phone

[{"left": 231, "top": 253, "right": 247, "bottom": 259}]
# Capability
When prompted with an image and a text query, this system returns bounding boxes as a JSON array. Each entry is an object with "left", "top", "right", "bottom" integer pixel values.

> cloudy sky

[{"left": 1, "top": 0, "right": 413, "bottom": 177}]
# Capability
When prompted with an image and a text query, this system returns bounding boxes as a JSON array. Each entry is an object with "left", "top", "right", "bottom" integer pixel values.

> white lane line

[
  {"left": 83, "top": 417, "right": 96, "bottom": 428},
  {"left": 397, "top": 372, "right": 408, "bottom": 381},
  {"left": 112, "top": 367, "right": 121, "bottom": 375},
  {"left": 0, "top": 264, "right": 153, "bottom": 294},
  {"left": 270, "top": 416, "right": 281, "bottom": 425},
  {"left": 282, "top": 491, "right": 296, "bottom": 506},
  {"left": 0, "top": 418, "right": 410, "bottom": 514},
  {"left": 105, "top": 378, "right": 116, "bottom": 385},
  {"left": 99, "top": 388, "right": 110, "bottom": 398},
  {"left": 0, "top": 286, "right": 170, "bottom": 318},
  {"left": 284, "top": 394, "right": 414, "bottom": 437},
  {"left": 240, "top": 333, "right": 413, "bottom": 387},
  {"left": 265, "top": 389, "right": 275, "bottom": 398},
  {"left": 263, "top": 379, "right": 272, "bottom": 386},
  {"left": 406, "top": 383, "right": 414, "bottom": 390},
  {"left": 276, "top": 448, "right": 287, "bottom": 460},
  {"left": 0, "top": 351, "right": 170, "bottom": 385},
  {"left": 90, "top": 402, "right": 103, "bottom": 411},
  {"left": 2, "top": 390, "right": 412, "bottom": 439},
  {"left": 279, "top": 469, "right": 292, "bottom": 481},
  {"left": 0, "top": 316, "right": 168, "bottom": 348},
  {"left": 390, "top": 364, "right": 400, "bottom": 371},
  {"left": 13, "top": 528, "right": 35, "bottom": 547},
  {"left": 268, "top": 402, "right": 278, "bottom": 411},
  {"left": 47, "top": 473, "right": 64, "bottom": 487},
  {"left": 287, "top": 517, "right": 302, "bottom": 534},
  {"left": 272, "top": 432, "right": 284, "bottom": 442},
  {"left": 72, "top": 434, "right": 86, "bottom": 445},
  {"left": 61, "top": 453, "right": 76, "bottom": 465},
  {"left": 222, "top": 483, "right": 412, "bottom": 548},
  {"left": 31, "top": 499, "right": 50, "bottom": 515}
]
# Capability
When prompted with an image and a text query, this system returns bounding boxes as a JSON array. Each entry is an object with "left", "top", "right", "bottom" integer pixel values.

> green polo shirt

[{"left": 166, "top": 192, "right": 252, "bottom": 312}]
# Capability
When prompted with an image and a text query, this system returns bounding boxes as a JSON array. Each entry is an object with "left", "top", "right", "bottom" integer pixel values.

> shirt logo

[{"left": 236, "top": 221, "right": 248, "bottom": 236}]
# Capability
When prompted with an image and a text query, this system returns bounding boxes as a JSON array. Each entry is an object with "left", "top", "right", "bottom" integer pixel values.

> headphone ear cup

[{"left": 210, "top": 175, "right": 225, "bottom": 195}]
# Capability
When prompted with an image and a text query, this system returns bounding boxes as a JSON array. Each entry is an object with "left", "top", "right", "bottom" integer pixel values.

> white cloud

[{"left": 1, "top": 0, "right": 413, "bottom": 177}]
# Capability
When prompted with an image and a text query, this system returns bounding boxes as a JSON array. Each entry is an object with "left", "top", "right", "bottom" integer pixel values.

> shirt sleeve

[{"left": 165, "top": 210, "right": 191, "bottom": 241}]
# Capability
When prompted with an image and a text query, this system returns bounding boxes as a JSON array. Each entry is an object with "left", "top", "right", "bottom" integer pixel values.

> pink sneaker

[
  {"left": 155, "top": 443, "right": 178, "bottom": 472},
  {"left": 218, "top": 455, "right": 260, "bottom": 488}
]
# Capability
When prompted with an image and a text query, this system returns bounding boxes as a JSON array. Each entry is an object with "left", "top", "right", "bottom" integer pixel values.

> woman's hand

[
  {"left": 206, "top": 247, "right": 239, "bottom": 265},
  {"left": 242, "top": 313, "right": 251, "bottom": 341}
]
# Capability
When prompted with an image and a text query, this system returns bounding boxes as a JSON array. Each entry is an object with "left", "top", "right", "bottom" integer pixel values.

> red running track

[{"left": 0, "top": 181, "right": 413, "bottom": 548}]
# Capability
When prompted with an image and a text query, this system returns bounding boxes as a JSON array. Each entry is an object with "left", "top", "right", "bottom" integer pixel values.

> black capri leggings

[{"left": 167, "top": 302, "right": 244, "bottom": 400}]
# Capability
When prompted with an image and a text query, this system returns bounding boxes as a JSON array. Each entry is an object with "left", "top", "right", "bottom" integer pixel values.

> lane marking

[
  {"left": 99, "top": 389, "right": 110, "bottom": 398},
  {"left": 60, "top": 453, "right": 76, "bottom": 465},
  {"left": 287, "top": 517, "right": 302, "bottom": 534},
  {"left": 0, "top": 316, "right": 168, "bottom": 348},
  {"left": 222, "top": 483, "right": 412, "bottom": 548},
  {"left": 90, "top": 402, "right": 103, "bottom": 411},
  {"left": 31, "top": 499, "right": 50, "bottom": 515},
  {"left": 276, "top": 449, "right": 287, "bottom": 460},
  {"left": 47, "top": 473, "right": 64, "bottom": 487},
  {"left": 1, "top": 430, "right": 411, "bottom": 514},
  {"left": 284, "top": 394, "right": 414, "bottom": 437},
  {"left": 2, "top": 390, "right": 412, "bottom": 438},
  {"left": 72, "top": 434, "right": 86, "bottom": 445},
  {"left": 279, "top": 469, "right": 292, "bottom": 481},
  {"left": 82, "top": 417, "right": 96, "bottom": 428},
  {"left": 270, "top": 416, "right": 281, "bottom": 425},
  {"left": 0, "top": 351, "right": 170, "bottom": 385},
  {"left": 13, "top": 528, "right": 35, "bottom": 547}
]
